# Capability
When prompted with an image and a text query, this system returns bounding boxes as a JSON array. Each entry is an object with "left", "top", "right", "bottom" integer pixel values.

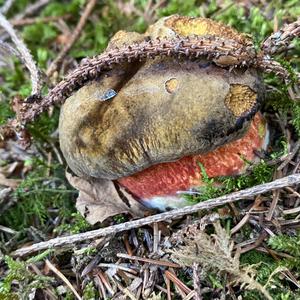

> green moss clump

[
  {"left": 1, "top": 159, "right": 75, "bottom": 231},
  {"left": 239, "top": 233, "right": 300, "bottom": 300},
  {"left": 0, "top": 255, "right": 54, "bottom": 299},
  {"left": 268, "top": 233, "right": 300, "bottom": 272}
]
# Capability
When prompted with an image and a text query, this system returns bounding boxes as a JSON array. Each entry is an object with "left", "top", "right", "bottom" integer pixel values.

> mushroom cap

[{"left": 59, "top": 16, "right": 263, "bottom": 180}]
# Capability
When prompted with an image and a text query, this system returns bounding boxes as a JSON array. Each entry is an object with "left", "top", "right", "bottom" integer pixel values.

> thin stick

[
  {"left": 165, "top": 270, "right": 192, "bottom": 294},
  {"left": 266, "top": 188, "right": 280, "bottom": 221},
  {"left": 152, "top": 222, "right": 159, "bottom": 254},
  {"left": 183, "top": 291, "right": 197, "bottom": 300},
  {"left": 277, "top": 140, "right": 300, "bottom": 171},
  {"left": 98, "top": 263, "right": 138, "bottom": 275},
  {"left": 117, "top": 253, "right": 180, "bottom": 268},
  {"left": 11, "top": 15, "right": 71, "bottom": 27},
  {"left": 11, "top": 174, "right": 300, "bottom": 257},
  {"left": 230, "top": 213, "right": 250, "bottom": 235},
  {"left": 193, "top": 263, "right": 202, "bottom": 300},
  {"left": 45, "top": 259, "right": 82, "bottom": 300},
  {"left": 46, "top": 0, "right": 97, "bottom": 77},
  {"left": 0, "top": 39, "right": 19, "bottom": 56},
  {"left": 0, "top": 0, "right": 14, "bottom": 14},
  {"left": 0, "top": 13, "right": 41, "bottom": 95},
  {"left": 14, "top": 0, "right": 51, "bottom": 20}
]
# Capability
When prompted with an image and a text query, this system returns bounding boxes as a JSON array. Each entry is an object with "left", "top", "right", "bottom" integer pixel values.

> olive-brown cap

[{"left": 59, "top": 16, "right": 262, "bottom": 180}]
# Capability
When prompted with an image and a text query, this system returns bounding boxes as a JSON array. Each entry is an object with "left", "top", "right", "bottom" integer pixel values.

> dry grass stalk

[
  {"left": 46, "top": 0, "right": 97, "bottom": 77},
  {"left": 0, "top": 12, "right": 41, "bottom": 96},
  {"left": 45, "top": 259, "right": 82, "bottom": 300}
]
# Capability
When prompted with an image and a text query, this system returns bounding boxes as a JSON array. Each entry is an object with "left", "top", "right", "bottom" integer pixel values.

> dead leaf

[
  {"left": 66, "top": 171, "right": 147, "bottom": 224},
  {"left": 0, "top": 173, "right": 20, "bottom": 188}
]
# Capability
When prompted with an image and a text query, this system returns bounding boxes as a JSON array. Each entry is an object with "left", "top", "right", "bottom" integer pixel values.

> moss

[
  {"left": 184, "top": 160, "right": 274, "bottom": 203},
  {"left": 240, "top": 240, "right": 300, "bottom": 300},
  {"left": 158, "top": 0, "right": 203, "bottom": 17},
  {"left": 1, "top": 159, "right": 75, "bottom": 231},
  {"left": 0, "top": 255, "right": 54, "bottom": 299},
  {"left": 268, "top": 233, "right": 300, "bottom": 272},
  {"left": 292, "top": 103, "right": 300, "bottom": 137},
  {"left": 83, "top": 282, "right": 98, "bottom": 300},
  {"left": 54, "top": 212, "right": 91, "bottom": 234}
]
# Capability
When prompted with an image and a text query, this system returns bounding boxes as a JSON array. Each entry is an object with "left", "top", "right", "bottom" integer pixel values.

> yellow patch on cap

[
  {"left": 165, "top": 78, "right": 179, "bottom": 93},
  {"left": 224, "top": 84, "right": 257, "bottom": 117},
  {"left": 164, "top": 15, "right": 251, "bottom": 45}
]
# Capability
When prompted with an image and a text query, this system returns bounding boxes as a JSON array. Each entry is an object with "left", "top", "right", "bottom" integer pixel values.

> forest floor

[{"left": 0, "top": 0, "right": 300, "bottom": 299}]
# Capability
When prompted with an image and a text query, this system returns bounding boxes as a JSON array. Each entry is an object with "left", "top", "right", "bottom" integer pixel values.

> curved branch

[
  {"left": 0, "top": 13, "right": 41, "bottom": 96},
  {"left": 21, "top": 35, "right": 254, "bottom": 124}
]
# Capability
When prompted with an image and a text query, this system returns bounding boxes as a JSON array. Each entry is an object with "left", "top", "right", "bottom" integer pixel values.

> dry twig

[
  {"left": 193, "top": 263, "right": 202, "bottom": 300},
  {"left": 45, "top": 259, "right": 82, "bottom": 300},
  {"left": 117, "top": 253, "right": 180, "bottom": 268},
  {"left": 0, "top": 0, "right": 14, "bottom": 14},
  {"left": 11, "top": 15, "right": 71, "bottom": 27},
  {"left": 165, "top": 270, "right": 192, "bottom": 294},
  {"left": 46, "top": 0, "right": 97, "bottom": 77},
  {"left": 13, "top": 0, "right": 51, "bottom": 20},
  {"left": 0, "top": 13, "right": 41, "bottom": 95},
  {"left": 12, "top": 173, "right": 300, "bottom": 257}
]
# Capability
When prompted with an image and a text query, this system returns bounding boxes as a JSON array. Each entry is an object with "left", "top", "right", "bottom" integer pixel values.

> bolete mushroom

[{"left": 59, "top": 15, "right": 269, "bottom": 211}]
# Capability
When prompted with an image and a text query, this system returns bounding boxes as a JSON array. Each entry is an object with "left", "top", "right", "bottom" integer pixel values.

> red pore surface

[{"left": 118, "top": 113, "right": 267, "bottom": 200}]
